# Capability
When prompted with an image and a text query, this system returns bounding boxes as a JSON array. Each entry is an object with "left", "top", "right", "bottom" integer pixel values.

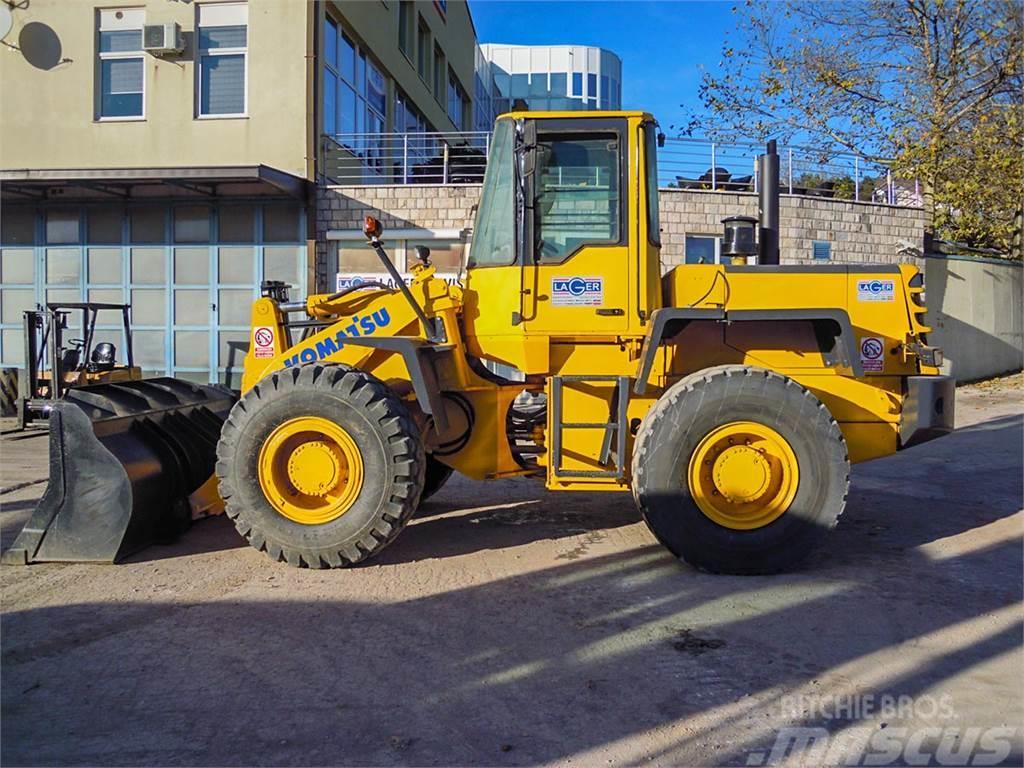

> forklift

[{"left": 16, "top": 302, "right": 141, "bottom": 429}]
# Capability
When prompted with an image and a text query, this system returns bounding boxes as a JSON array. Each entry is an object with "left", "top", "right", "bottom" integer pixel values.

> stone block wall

[
  {"left": 659, "top": 191, "right": 928, "bottom": 268},
  {"left": 316, "top": 184, "right": 927, "bottom": 290}
]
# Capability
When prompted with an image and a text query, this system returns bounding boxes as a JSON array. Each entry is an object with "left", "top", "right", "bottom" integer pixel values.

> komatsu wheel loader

[{"left": 5, "top": 111, "right": 954, "bottom": 573}]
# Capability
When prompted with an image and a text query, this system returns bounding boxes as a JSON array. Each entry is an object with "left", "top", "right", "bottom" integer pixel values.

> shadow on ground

[{"left": 1, "top": 415, "right": 1021, "bottom": 766}]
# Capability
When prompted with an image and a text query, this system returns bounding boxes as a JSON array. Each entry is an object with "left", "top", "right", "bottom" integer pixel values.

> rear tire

[
  {"left": 632, "top": 365, "right": 849, "bottom": 574},
  {"left": 216, "top": 364, "right": 425, "bottom": 568}
]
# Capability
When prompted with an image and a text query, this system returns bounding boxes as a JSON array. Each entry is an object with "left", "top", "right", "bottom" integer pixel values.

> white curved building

[{"left": 479, "top": 44, "right": 622, "bottom": 114}]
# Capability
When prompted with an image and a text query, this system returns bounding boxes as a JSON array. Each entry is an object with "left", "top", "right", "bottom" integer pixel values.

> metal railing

[
  {"left": 322, "top": 131, "right": 491, "bottom": 186},
  {"left": 321, "top": 130, "right": 919, "bottom": 207},
  {"left": 657, "top": 137, "right": 916, "bottom": 205}
]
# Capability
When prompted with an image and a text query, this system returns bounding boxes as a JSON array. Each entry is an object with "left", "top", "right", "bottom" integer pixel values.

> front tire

[
  {"left": 216, "top": 364, "right": 425, "bottom": 568},
  {"left": 632, "top": 365, "right": 849, "bottom": 574}
]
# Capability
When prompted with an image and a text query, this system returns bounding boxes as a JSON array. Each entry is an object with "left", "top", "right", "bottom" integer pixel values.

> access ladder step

[{"left": 549, "top": 375, "right": 631, "bottom": 479}]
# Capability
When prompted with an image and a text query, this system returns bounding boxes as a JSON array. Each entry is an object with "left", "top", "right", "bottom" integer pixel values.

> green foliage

[{"left": 698, "top": 0, "right": 1024, "bottom": 253}]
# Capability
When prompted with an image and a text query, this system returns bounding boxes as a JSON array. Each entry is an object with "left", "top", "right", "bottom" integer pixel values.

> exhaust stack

[{"left": 757, "top": 139, "right": 780, "bottom": 265}]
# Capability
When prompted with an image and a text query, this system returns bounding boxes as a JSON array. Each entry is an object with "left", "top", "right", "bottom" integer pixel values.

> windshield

[{"left": 467, "top": 118, "right": 515, "bottom": 267}]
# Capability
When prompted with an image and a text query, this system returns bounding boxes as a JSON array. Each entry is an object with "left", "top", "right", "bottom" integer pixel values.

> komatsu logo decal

[
  {"left": 551, "top": 276, "right": 603, "bottom": 306},
  {"left": 856, "top": 279, "right": 895, "bottom": 302},
  {"left": 281, "top": 308, "right": 392, "bottom": 367}
]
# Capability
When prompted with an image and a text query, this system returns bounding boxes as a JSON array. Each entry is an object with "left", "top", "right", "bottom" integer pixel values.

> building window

[
  {"left": 323, "top": 18, "right": 386, "bottom": 170},
  {"left": 550, "top": 72, "right": 567, "bottom": 97},
  {"left": 685, "top": 235, "right": 721, "bottom": 264},
  {"left": 433, "top": 44, "right": 445, "bottom": 101},
  {"left": 394, "top": 89, "right": 437, "bottom": 180},
  {"left": 417, "top": 17, "right": 430, "bottom": 82},
  {"left": 398, "top": 1, "right": 412, "bottom": 58},
  {"left": 812, "top": 240, "right": 832, "bottom": 260},
  {"left": 97, "top": 8, "right": 145, "bottom": 119},
  {"left": 197, "top": 3, "right": 248, "bottom": 117},
  {"left": 447, "top": 69, "right": 467, "bottom": 130},
  {"left": 571, "top": 72, "right": 583, "bottom": 97}
]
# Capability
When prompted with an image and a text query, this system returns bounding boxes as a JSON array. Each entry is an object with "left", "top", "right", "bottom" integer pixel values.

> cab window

[{"left": 534, "top": 133, "right": 621, "bottom": 263}]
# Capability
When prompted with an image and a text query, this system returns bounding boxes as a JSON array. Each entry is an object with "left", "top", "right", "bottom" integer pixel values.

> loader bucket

[{"left": 1, "top": 378, "right": 236, "bottom": 565}]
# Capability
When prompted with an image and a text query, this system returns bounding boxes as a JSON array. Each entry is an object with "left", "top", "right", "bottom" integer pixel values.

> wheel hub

[
  {"left": 713, "top": 446, "right": 772, "bottom": 503},
  {"left": 687, "top": 421, "right": 800, "bottom": 530},
  {"left": 257, "top": 417, "right": 365, "bottom": 525},
  {"left": 287, "top": 440, "right": 345, "bottom": 496}
]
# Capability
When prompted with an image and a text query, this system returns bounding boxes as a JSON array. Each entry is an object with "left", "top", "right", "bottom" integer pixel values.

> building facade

[
  {"left": 0, "top": 0, "right": 488, "bottom": 384},
  {"left": 0, "top": 0, "right": 629, "bottom": 383},
  {"left": 480, "top": 44, "right": 622, "bottom": 112},
  {"left": 0, "top": 0, "right": 317, "bottom": 385}
]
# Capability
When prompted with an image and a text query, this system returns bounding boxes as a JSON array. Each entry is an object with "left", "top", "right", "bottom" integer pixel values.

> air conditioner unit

[{"left": 143, "top": 22, "right": 183, "bottom": 54}]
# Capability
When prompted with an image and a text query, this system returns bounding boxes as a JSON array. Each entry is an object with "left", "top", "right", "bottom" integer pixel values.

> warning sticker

[
  {"left": 253, "top": 326, "right": 276, "bottom": 359},
  {"left": 856, "top": 279, "right": 895, "bottom": 302},
  {"left": 860, "top": 336, "right": 885, "bottom": 373}
]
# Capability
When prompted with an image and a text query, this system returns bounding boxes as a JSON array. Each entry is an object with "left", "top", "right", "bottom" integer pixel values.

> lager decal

[
  {"left": 281, "top": 308, "right": 392, "bottom": 368},
  {"left": 551, "top": 276, "right": 603, "bottom": 306},
  {"left": 856, "top": 279, "right": 895, "bottom": 302}
]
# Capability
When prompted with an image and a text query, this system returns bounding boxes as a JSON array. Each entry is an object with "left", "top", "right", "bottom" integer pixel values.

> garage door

[{"left": 0, "top": 201, "right": 307, "bottom": 387}]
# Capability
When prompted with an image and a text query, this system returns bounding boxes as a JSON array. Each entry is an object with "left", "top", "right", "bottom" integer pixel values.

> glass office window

[
  {"left": 197, "top": 3, "right": 248, "bottom": 117},
  {"left": 97, "top": 9, "right": 144, "bottom": 119},
  {"left": 550, "top": 72, "right": 567, "bottom": 97},
  {"left": 685, "top": 235, "right": 720, "bottom": 264}
]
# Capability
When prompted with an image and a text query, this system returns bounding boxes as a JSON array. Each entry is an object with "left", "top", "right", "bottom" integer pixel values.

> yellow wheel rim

[
  {"left": 257, "top": 416, "right": 364, "bottom": 525},
  {"left": 688, "top": 421, "right": 799, "bottom": 530}
]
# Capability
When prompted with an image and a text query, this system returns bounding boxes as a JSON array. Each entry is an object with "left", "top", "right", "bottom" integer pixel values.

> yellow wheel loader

[{"left": 5, "top": 111, "right": 954, "bottom": 573}]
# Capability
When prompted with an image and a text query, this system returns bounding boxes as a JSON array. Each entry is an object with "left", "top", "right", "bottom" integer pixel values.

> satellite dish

[{"left": 0, "top": 6, "right": 12, "bottom": 42}]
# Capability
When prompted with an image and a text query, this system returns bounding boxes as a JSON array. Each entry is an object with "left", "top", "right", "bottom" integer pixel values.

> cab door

[{"left": 522, "top": 118, "right": 631, "bottom": 335}]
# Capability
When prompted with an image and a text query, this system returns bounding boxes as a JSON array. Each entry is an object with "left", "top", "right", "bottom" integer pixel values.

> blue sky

[{"left": 468, "top": 0, "right": 739, "bottom": 136}]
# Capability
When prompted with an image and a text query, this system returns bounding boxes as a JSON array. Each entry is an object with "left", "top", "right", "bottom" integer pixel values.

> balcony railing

[
  {"left": 321, "top": 130, "right": 918, "bottom": 206},
  {"left": 321, "top": 131, "right": 492, "bottom": 186}
]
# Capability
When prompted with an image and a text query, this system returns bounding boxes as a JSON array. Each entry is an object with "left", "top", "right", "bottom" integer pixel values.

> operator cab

[{"left": 462, "top": 111, "right": 663, "bottom": 373}]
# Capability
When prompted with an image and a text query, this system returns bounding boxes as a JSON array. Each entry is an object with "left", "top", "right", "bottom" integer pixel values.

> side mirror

[
  {"left": 657, "top": 132, "right": 666, "bottom": 148},
  {"left": 363, "top": 215, "right": 383, "bottom": 239},
  {"left": 522, "top": 121, "right": 537, "bottom": 177},
  {"left": 413, "top": 245, "right": 431, "bottom": 265}
]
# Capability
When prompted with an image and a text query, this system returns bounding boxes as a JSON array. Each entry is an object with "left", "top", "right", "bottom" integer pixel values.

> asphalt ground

[{"left": 1, "top": 375, "right": 1021, "bottom": 767}]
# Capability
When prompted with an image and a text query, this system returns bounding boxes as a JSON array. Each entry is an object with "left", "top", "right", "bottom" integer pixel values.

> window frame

[
  {"left": 398, "top": 1, "right": 413, "bottom": 60},
  {"left": 195, "top": 2, "right": 249, "bottom": 120},
  {"left": 432, "top": 43, "right": 445, "bottom": 102},
  {"left": 684, "top": 234, "right": 722, "bottom": 265},
  {"left": 322, "top": 17, "right": 387, "bottom": 172},
  {"left": 529, "top": 118, "right": 629, "bottom": 266},
  {"left": 416, "top": 15, "right": 430, "bottom": 83},
  {"left": 447, "top": 68, "right": 468, "bottom": 131},
  {"left": 96, "top": 8, "right": 146, "bottom": 122}
]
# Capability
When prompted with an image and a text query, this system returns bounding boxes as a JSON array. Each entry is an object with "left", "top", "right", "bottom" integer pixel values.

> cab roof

[{"left": 496, "top": 110, "right": 655, "bottom": 122}]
